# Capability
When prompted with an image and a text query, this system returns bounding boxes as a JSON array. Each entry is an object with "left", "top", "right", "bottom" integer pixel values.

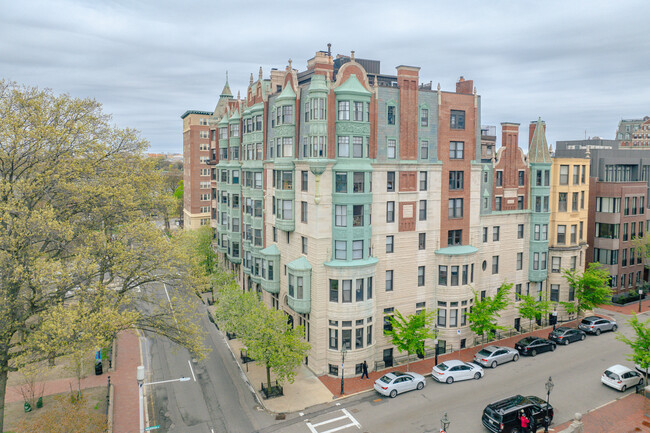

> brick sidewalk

[
  {"left": 5, "top": 329, "right": 141, "bottom": 433},
  {"left": 598, "top": 298, "right": 650, "bottom": 315}
]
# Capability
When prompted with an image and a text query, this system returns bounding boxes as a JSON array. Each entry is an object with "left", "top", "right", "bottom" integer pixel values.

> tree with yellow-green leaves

[{"left": 0, "top": 80, "right": 206, "bottom": 431}]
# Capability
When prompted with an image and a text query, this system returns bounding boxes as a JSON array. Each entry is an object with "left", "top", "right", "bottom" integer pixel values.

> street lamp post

[
  {"left": 137, "top": 366, "right": 145, "bottom": 433},
  {"left": 340, "top": 347, "right": 347, "bottom": 396},
  {"left": 544, "top": 376, "right": 554, "bottom": 433},
  {"left": 639, "top": 289, "right": 644, "bottom": 313},
  {"left": 434, "top": 338, "right": 439, "bottom": 367},
  {"left": 440, "top": 412, "right": 450, "bottom": 433}
]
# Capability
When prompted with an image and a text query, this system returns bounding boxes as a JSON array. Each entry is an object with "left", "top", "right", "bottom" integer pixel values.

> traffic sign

[
  {"left": 145, "top": 426, "right": 161, "bottom": 431},
  {"left": 457, "top": 329, "right": 461, "bottom": 335}
]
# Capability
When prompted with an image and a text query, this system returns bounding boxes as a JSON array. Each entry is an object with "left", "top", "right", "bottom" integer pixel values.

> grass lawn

[
  {"left": 7, "top": 349, "right": 106, "bottom": 388},
  {"left": 3, "top": 386, "right": 108, "bottom": 433}
]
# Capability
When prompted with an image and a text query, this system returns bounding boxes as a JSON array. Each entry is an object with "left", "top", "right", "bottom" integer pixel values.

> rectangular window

[
  {"left": 342, "top": 280, "right": 352, "bottom": 302},
  {"left": 550, "top": 284, "right": 560, "bottom": 302},
  {"left": 450, "top": 141, "right": 464, "bottom": 159},
  {"left": 387, "top": 171, "right": 395, "bottom": 192},
  {"left": 496, "top": 171, "right": 503, "bottom": 187},
  {"left": 560, "top": 165, "right": 569, "bottom": 185},
  {"left": 493, "top": 226, "right": 500, "bottom": 241},
  {"left": 420, "top": 108, "right": 429, "bottom": 126},
  {"left": 495, "top": 197, "right": 502, "bottom": 211},
  {"left": 462, "top": 265, "right": 468, "bottom": 285},
  {"left": 581, "top": 165, "right": 586, "bottom": 183},
  {"left": 385, "top": 270, "right": 393, "bottom": 292},
  {"left": 419, "top": 233, "right": 426, "bottom": 250},
  {"left": 449, "top": 309, "right": 458, "bottom": 327},
  {"left": 329, "top": 329, "right": 338, "bottom": 350},
  {"left": 352, "top": 136, "right": 363, "bottom": 158},
  {"left": 450, "top": 110, "right": 465, "bottom": 129},
  {"left": 552, "top": 256, "right": 561, "bottom": 273},
  {"left": 335, "top": 240, "right": 347, "bottom": 260},
  {"left": 449, "top": 171, "right": 464, "bottom": 190},
  {"left": 387, "top": 201, "right": 395, "bottom": 222},
  {"left": 302, "top": 236, "right": 308, "bottom": 254},
  {"left": 353, "top": 172, "right": 364, "bottom": 193},
  {"left": 355, "top": 328, "right": 363, "bottom": 349},
  {"left": 518, "top": 170, "right": 525, "bottom": 186},
  {"left": 301, "top": 171, "right": 308, "bottom": 192},
  {"left": 335, "top": 205, "right": 347, "bottom": 227},
  {"left": 580, "top": 191, "right": 585, "bottom": 209},
  {"left": 573, "top": 165, "right": 580, "bottom": 185},
  {"left": 518, "top": 195, "right": 524, "bottom": 210},
  {"left": 367, "top": 277, "right": 373, "bottom": 299},
  {"left": 338, "top": 136, "right": 350, "bottom": 157},
  {"left": 439, "top": 265, "right": 448, "bottom": 285},
  {"left": 483, "top": 227, "right": 488, "bottom": 243},
  {"left": 558, "top": 193, "right": 567, "bottom": 212},
  {"left": 492, "top": 256, "right": 499, "bottom": 274},
  {"left": 571, "top": 225, "right": 577, "bottom": 244},
  {"left": 419, "top": 171, "right": 428, "bottom": 191},
  {"left": 342, "top": 329, "right": 351, "bottom": 350},
  {"left": 448, "top": 229, "right": 462, "bottom": 246},
  {"left": 352, "top": 240, "right": 363, "bottom": 259},
  {"left": 367, "top": 324, "right": 372, "bottom": 346},
  {"left": 450, "top": 266, "right": 459, "bottom": 286},
  {"left": 557, "top": 225, "right": 566, "bottom": 244},
  {"left": 387, "top": 106, "right": 396, "bottom": 125},
  {"left": 579, "top": 221, "right": 583, "bottom": 241},
  {"left": 386, "top": 235, "right": 394, "bottom": 253},
  {"left": 517, "top": 252, "right": 523, "bottom": 270},
  {"left": 338, "top": 101, "right": 350, "bottom": 120},
  {"left": 301, "top": 201, "right": 308, "bottom": 223},
  {"left": 420, "top": 140, "right": 429, "bottom": 159},
  {"left": 356, "top": 279, "right": 364, "bottom": 302},
  {"left": 387, "top": 139, "right": 396, "bottom": 159},
  {"left": 437, "top": 309, "right": 446, "bottom": 327},
  {"left": 329, "top": 280, "right": 339, "bottom": 302},
  {"left": 533, "top": 252, "right": 539, "bottom": 270},
  {"left": 353, "top": 102, "right": 363, "bottom": 121},
  {"left": 448, "top": 198, "right": 463, "bottom": 218},
  {"left": 335, "top": 172, "right": 347, "bottom": 193},
  {"left": 572, "top": 192, "right": 579, "bottom": 211},
  {"left": 352, "top": 205, "right": 364, "bottom": 227},
  {"left": 418, "top": 266, "right": 425, "bottom": 286},
  {"left": 419, "top": 200, "right": 427, "bottom": 221}
]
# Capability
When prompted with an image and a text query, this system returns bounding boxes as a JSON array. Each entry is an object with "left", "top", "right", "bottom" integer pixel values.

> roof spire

[
  {"left": 219, "top": 71, "right": 233, "bottom": 98},
  {"left": 250, "top": 73, "right": 253, "bottom": 85},
  {"left": 259, "top": 66, "right": 263, "bottom": 80},
  {"left": 288, "top": 58, "right": 292, "bottom": 70},
  {"left": 528, "top": 117, "right": 552, "bottom": 163}
]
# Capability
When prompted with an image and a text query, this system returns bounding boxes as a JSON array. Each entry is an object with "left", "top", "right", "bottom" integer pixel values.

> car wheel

[
  {"left": 612, "top": 324, "right": 618, "bottom": 332},
  {"left": 474, "top": 372, "right": 481, "bottom": 380},
  {"left": 491, "top": 361, "right": 498, "bottom": 368},
  {"left": 595, "top": 328, "right": 601, "bottom": 336},
  {"left": 446, "top": 376, "right": 454, "bottom": 384},
  {"left": 390, "top": 389, "right": 398, "bottom": 398},
  {"left": 511, "top": 429, "right": 520, "bottom": 433},
  {"left": 621, "top": 385, "right": 626, "bottom": 392},
  {"left": 551, "top": 344, "right": 556, "bottom": 351},
  {"left": 531, "top": 349, "right": 537, "bottom": 357},
  {"left": 580, "top": 334, "right": 586, "bottom": 341},
  {"left": 417, "top": 381, "right": 424, "bottom": 390},
  {"left": 513, "top": 354, "right": 519, "bottom": 362},
  {"left": 563, "top": 339, "right": 569, "bottom": 345}
]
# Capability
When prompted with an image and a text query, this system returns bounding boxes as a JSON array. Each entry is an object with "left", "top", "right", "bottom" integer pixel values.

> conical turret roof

[
  {"left": 220, "top": 72, "right": 233, "bottom": 98},
  {"left": 529, "top": 118, "right": 552, "bottom": 163}
]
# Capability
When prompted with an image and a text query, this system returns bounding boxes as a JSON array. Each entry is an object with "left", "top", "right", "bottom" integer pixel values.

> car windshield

[
  {"left": 436, "top": 363, "right": 450, "bottom": 371},
  {"left": 604, "top": 370, "right": 619, "bottom": 380},
  {"left": 379, "top": 375, "right": 393, "bottom": 384},
  {"left": 478, "top": 349, "right": 493, "bottom": 356},
  {"left": 555, "top": 327, "right": 569, "bottom": 333},
  {"left": 581, "top": 318, "right": 595, "bottom": 324}
]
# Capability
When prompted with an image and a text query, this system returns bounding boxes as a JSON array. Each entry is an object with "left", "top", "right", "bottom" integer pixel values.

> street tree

[
  {"left": 0, "top": 80, "right": 205, "bottom": 431},
  {"left": 561, "top": 262, "right": 612, "bottom": 318},
  {"left": 617, "top": 314, "right": 650, "bottom": 388},
  {"left": 212, "top": 278, "right": 260, "bottom": 337},
  {"left": 385, "top": 310, "right": 436, "bottom": 371},
  {"left": 243, "top": 305, "right": 311, "bottom": 393},
  {"left": 517, "top": 294, "right": 551, "bottom": 334},
  {"left": 467, "top": 282, "right": 512, "bottom": 346}
]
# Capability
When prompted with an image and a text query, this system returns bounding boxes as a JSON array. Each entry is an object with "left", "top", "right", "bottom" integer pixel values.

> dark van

[{"left": 482, "top": 394, "right": 553, "bottom": 433}]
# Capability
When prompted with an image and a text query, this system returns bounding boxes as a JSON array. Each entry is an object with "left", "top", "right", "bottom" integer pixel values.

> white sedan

[
  {"left": 432, "top": 360, "right": 484, "bottom": 384},
  {"left": 373, "top": 371, "right": 426, "bottom": 398},
  {"left": 602, "top": 364, "right": 644, "bottom": 392}
]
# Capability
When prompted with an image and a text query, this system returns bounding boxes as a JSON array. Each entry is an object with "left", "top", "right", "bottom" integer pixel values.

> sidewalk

[
  {"left": 598, "top": 297, "right": 650, "bottom": 315},
  {"left": 5, "top": 329, "right": 141, "bottom": 433}
]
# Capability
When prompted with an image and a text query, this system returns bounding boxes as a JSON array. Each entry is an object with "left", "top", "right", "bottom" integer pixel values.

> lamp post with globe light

[
  {"left": 440, "top": 412, "right": 450, "bottom": 433},
  {"left": 544, "top": 376, "right": 554, "bottom": 433}
]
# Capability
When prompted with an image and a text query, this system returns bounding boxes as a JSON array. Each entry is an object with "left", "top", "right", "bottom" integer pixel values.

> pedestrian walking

[
  {"left": 360, "top": 360, "right": 369, "bottom": 379},
  {"left": 518, "top": 410, "right": 530, "bottom": 433}
]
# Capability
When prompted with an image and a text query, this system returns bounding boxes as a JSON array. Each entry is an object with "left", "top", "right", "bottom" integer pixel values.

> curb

[{"left": 107, "top": 383, "right": 114, "bottom": 433}]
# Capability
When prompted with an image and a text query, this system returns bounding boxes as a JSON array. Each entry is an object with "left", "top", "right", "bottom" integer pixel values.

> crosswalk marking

[{"left": 306, "top": 409, "right": 361, "bottom": 433}]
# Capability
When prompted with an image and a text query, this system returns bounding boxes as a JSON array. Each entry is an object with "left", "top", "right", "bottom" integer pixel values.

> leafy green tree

[
  {"left": 0, "top": 80, "right": 205, "bottom": 431},
  {"left": 212, "top": 279, "right": 260, "bottom": 337},
  {"left": 561, "top": 262, "right": 612, "bottom": 318},
  {"left": 517, "top": 294, "right": 551, "bottom": 334},
  {"left": 617, "top": 314, "right": 650, "bottom": 388},
  {"left": 467, "top": 282, "right": 512, "bottom": 346},
  {"left": 242, "top": 304, "right": 310, "bottom": 392},
  {"left": 385, "top": 310, "right": 436, "bottom": 371}
]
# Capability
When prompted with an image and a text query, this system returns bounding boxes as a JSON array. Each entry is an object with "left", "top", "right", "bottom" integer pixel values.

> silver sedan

[
  {"left": 373, "top": 371, "right": 426, "bottom": 398},
  {"left": 432, "top": 360, "right": 484, "bottom": 384},
  {"left": 473, "top": 345, "right": 520, "bottom": 368}
]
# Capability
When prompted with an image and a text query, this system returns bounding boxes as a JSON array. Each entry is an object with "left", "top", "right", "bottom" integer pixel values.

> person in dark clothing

[
  {"left": 360, "top": 360, "right": 369, "bottom": 379},
  {"left": 518, "top": 410, "right": 530, "bottom": 433}
]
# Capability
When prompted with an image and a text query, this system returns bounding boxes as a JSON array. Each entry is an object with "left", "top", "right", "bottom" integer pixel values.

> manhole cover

[
  {"left": 351, "top": 408, "right": 359, "bottom": 413},
  {"left": 275, "top": 413, "right": 286, "bottom": 420}
]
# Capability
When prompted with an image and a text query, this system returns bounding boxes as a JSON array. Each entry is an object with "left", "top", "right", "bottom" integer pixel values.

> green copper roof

[
  {"left": 180, "top": 110, "right": 212, "bottom": 119},
  {"left": 287, "top": 256, "right": 312, "bottom": 271},
  {"left": 308, "top": 74, "right": 329, "bottom": 93},
  {"left": 217, "top": 115, "right": 228, "bottom": 126},
  {"left": 275, "top": 83, "right": 296, "bottom": 102},
  {"left": 435, "top": 245, "right": 479, "bottom": 256},
  {"left": 260, "top": 244, "right": 280, "bottom": 256},
  {"left": 334, "top": 74, "right": 371, "bottom": 96},
  {"left": 220, "top": 72, "right": 233, "bottom": 98},
  {"left": 229, "top": 108, "right": 240, "bottom": 121},
  {"left": 528, "top": 118, "right": 552, "bottom": 164}
]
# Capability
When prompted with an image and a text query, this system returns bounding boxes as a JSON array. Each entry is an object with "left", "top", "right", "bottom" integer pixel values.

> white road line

[
  {"left": 188, "top": 359, "right": 196, "bottom": 382},
  {"left": 163, "top": 283, "right": 179, "bottom": 326},
  {"left": 341, "top": 409, "right": 361, "bottom": 428},
  {"left": 310, "top": 414, "right": 349, "bottom": 427},
  {"left": 305, "top": 409, "right": 361, "bottom": 433}
]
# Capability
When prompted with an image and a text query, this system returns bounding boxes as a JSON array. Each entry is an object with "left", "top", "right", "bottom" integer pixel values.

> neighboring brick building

[
  {"left": 185, "top": 49, "right": 587, "bottom": 377},
  {"left": 616, "top": 116, "right": 650, "bottom": 147},
  {"left": 555, "top": 139, "right": 650, "bottom": 295},
  {"left": 181, "top": 110, "right": 213, "bottom": 229}
]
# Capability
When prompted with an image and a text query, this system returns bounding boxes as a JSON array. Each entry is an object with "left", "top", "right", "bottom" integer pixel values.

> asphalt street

[
  {"left": 141, "top": 281, "right": 274, "bottom": 433},
  {"left": 259, "top": 309, "right": 646, "bottom": 433}
]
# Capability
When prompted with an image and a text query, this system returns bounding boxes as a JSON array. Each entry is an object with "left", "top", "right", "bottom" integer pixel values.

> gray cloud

[{"left": 1, "top": 0, "right": 649, "bottom": 152}]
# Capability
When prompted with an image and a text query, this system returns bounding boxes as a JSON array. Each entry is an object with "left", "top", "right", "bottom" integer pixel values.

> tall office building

[{"left": 184, "top": 49, "right": 587, "bottom": 376}]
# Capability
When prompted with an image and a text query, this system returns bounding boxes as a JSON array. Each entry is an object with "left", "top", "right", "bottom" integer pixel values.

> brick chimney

[
  {"left": 456, "top": 76, "right": 473, "bottom": 94},
  {"left": 397, "top": 65, "right": 420, "bottom": 160}
]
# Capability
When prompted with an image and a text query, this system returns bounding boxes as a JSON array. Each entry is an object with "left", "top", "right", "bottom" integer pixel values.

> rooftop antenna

[{"left": 327, "top": 43, "right": 331, "bottom": 57}]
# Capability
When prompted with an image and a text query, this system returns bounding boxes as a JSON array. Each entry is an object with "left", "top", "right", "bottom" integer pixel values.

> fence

[{"left": 260, "top": 380, "right": 283, "bottom": 399}]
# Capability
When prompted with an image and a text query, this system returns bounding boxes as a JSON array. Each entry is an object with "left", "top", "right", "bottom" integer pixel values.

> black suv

[{"left": 482, "top": 394, "right": 554, "bottom": 433}]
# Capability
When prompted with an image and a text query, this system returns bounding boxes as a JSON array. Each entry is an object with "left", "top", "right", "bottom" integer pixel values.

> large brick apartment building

[{"left": 182, "top": 49, "right": 592, "bottom": 377}]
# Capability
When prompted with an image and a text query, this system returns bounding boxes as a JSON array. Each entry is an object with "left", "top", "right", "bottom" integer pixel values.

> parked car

[
  {"left": 482, "top": 394, "right": 553, "bottom": 433},
  {"left": 578, "top": 316, "right": 617, "bottom": 335},
  {"left": 373, "top": 371, "right": 426, "bottom": 398},
  {"left": 514, "top": 336, "right": 556, "bottom": 357},
  {"left": 601, "top": 364, "right": 643, "bottom": 392},
  {"left": 431, "top": 359, "right": 484, "bottom": 384},
  {"left": 548, "top": 327, "right": 586, "bottom": 345},
  {"left": 473, "top": 345, "right": 520, "bottom": 368}
]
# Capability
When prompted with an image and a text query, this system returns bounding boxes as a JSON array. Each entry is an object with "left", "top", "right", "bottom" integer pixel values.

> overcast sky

[{"left": 2, "top": 0, "right": 649, "bottom": 153}]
